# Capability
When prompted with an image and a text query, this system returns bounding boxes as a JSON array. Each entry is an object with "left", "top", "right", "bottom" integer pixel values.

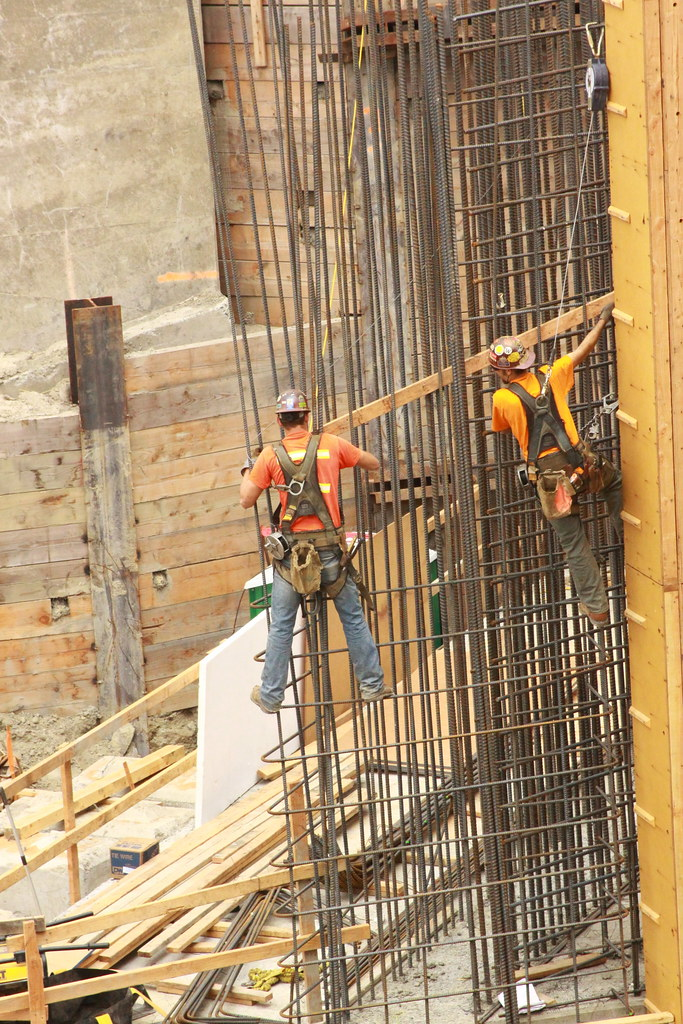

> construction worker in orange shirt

[
  {"left": 489, "top": 302, "right": 622, "bottom": 629},
  {"left": 239, "top": 389, "right": 390, "bottom": 713}
]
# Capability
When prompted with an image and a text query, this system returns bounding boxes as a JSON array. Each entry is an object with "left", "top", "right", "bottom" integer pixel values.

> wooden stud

[
  {"left": 250, "top": 0, "right": 267, "bottom": 66},
  {"left": 60, "top": 759, "right": 80, "bottom": 905},
  {"left": 613, "top": 308, "right": 635, "bottom": 326},
  {"left": 620, "top": 510, "right": 642, "bottom": 529},
  {"left": 629, "top": 706, "right": 651, "bottom": 727},
  {"left": 616, "top": 409, "right": 638, "bottom": 429},
  {"left": 634, "top": 804, "right": 656, "bottom": 827},
  {"left": 608, "top": 205, "right": 631, "bottom": 223},
  {"left": 0, "top": 924, "right": 371, "bottom": 1017},
  {"left": 23, "top": 918, "right": 47, "bottom": 1024},
  {"left": 323, "top": 293, "right": 614, "bottom": 436},
  {"left": 624, "top": 607, "right": 647, "bottom": 626},
  {"left": 639, "top": 902, "right": 661, "bottom": 924},
  {"left": 606, "top": 101, "right": 628, "bottom": 116},
  {"left": 0, "top": 752, "right": 196, "bottom": 896}
]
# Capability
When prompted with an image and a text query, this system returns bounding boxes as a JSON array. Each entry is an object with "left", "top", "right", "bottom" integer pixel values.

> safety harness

[
  {"left": 506, "top": 373, "right": 583, "bottom": 482},
  {"left": 271, "top": 436, "right": 372, "bottom": 606},
  {"left": 274, "top": 435, "right": 342, "bottom": 547}
]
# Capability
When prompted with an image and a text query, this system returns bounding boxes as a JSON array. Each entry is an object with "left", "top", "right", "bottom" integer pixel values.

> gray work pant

[{"left": 537, "top": 452, "right": 623, "bottom": 617}]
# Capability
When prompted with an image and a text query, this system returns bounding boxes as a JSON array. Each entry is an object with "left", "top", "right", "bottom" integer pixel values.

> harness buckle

[
  {"left": 287, "top": 479, "right": 305, "bottom": 497},
  {"left": 601, "top": 393, "right": 619, "bottom": 415}
]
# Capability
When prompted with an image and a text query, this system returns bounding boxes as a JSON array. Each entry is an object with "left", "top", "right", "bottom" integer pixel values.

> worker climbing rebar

[
  {"left": 239, "top": 389, "right": 391, "bottom": 713},
  {"left": 489, "top": 302, "right": 622, "bottom": 629}
]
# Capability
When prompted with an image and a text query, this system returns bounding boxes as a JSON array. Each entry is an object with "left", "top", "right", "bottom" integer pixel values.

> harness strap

[
  {"left": 507, "top": 377, "right": 582, "bottom": 470},
  {"left": 274, "top": 436, "right": 338, "bottom": 536}
]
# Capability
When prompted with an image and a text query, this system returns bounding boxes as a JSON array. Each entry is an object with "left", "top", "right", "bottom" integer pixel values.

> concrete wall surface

[{"left": 0, "top": 0, "right": 219, "bottom": 383}]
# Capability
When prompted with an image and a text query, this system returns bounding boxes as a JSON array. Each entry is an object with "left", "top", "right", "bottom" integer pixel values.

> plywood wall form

[
  {"left": 0, "top": 321, "right": 345, "bottom": 717},
  {"left": 604, "top": 0, "right": 683, "bottom": 1017},
  {"left": 202, "top": 0, "right": 340, "bottom": 327}
]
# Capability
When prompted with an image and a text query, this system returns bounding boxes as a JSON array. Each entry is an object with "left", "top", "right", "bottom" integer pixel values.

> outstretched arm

[
  {"left": 568, "top": 302, "right": 615, "bottom": 368},
  {"left": 356, "top": 449, "right": 380, "bottom": 472}
]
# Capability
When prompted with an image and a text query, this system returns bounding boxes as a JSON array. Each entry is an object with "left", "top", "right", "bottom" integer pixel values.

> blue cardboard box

[{"left": 110, "top": 838, "right": 159, "bottom": 877}]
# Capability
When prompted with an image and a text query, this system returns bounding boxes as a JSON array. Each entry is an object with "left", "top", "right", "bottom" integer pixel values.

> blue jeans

[{"left": 260, "top": 547, "right": 384, "bottom": 710}]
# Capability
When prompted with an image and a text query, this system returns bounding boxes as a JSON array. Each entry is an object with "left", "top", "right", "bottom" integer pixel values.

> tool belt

[
  {"left": 273, "top": 534, "right": 374, "bottom": 608},
  {"left": 535, "top": 440, "right": 618, "bottom": 520}
]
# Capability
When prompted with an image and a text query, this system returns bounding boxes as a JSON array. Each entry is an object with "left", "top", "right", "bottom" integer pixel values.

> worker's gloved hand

[
  {"left": 599, "top": 301, "right": 615, "bottom": 323},
  {"left": 240, "top": 446, "right": 262, "bottom": 476}
]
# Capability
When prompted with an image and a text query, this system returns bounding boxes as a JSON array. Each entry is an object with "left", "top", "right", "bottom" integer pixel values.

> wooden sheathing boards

[{"left": 0, "top": 320, "right": 345, "bottom": 717}]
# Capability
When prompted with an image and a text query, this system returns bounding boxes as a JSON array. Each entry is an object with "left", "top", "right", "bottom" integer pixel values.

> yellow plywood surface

[{"left": 606, "top": 0, "right": 683, "bottom": 1014}]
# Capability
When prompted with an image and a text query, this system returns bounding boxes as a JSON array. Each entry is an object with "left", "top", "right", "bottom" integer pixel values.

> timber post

[{"left": 68, "top": 301, "right": 148, "bottom": 754}]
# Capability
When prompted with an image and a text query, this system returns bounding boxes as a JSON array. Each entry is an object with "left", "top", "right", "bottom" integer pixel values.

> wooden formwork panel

[
  {"left": 0, "top": 317, "right": 345, "bottom": 715},
  {"left": 606, "top": 0, "right": 683, "bottom": 1014}
]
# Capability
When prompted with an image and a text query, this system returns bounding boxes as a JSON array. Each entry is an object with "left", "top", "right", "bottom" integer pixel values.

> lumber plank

[
  {"left": 86, "top": 759, "right": 355, "bottom": 967},
  {"left": 0, "top": 559, "right": 90, "bottom": 605},
  {"left": 0, "top": 669, "right": 98, "bottom": 714},
  {"left": 156, "top": 898, "right": 237, "bottom": 957},
  {"left": 133, "top": 487, "right": 253, "bottom": 533},
  {"left": 149, "top": 842, "right": 282, "bottom": 957},
  {"left": 138, "top": 557, "right": 256, "bottom": 609},
  {"left": 84, "top": 816, "right": 285, "bottom": 967},
  {"left": 141, "top": 630, "right": 228, "bottom": 685},
  {"left": 1, "top": 450, "right": 82, "bottom": 496},
  {"left": 141, "top": 593, "right": 242, "bottom": 646},
  {"left": 151, "top": 979, "right": 273, "bottom": 1005},
  {"left": 0, "top": 925, "right": 372, "bottom": 1018},
  {"left": 1, "top": 637, "right": 94, "bottom": 677},
  {"left": 129, "top": 413, "right": 252, "bottom": 462},
  {"left": 0, "top": 753, "right": 196, "bottom": 895},
  {"left": 125, "top": 321, "right": 332, "bottom": 395},
  {"left": 76, "top": 777, "right": 286, "bottom": 922},
  {"left": 323, "top": 293, "right": 614, "bottom": 437},
  {"left": 2, "top": 661, "right": 199, "bottom": 798},
  {"left": 0, "top": 523, "right": 87, "bottom": 567},
  {"left": 0, "top": 413, "right": 80, "bottom": 458},
  {"left": 23, "top": 919, "right": 47, "bottom": 1024},
  {"left": 90, "top": 813, "right": 286, "bottom": 966},
  {"left": 11, "top": 746, "right": 186, "bottom": 841},
  {"left": 0, "top": 487, "right": 86, "bottom": 533},
  {"left": 202, "top": 5, "right": 317, "bottom": 46},
  {"left": 138, "top": 522, "right": 259, "bottom": 574},
  {"left": 0, "top": 594, "right": 92, "bottom": 643},
  {"left": 226, "top": 183, "right": 336, "bottom": 221},
  {"left": 128, "top": 380, "right": 238, "bottom": 432}
]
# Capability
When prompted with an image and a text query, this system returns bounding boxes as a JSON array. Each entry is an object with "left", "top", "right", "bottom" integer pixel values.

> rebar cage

[{"left": 185, "top": 0, "right": 638, "bottom": 1020}]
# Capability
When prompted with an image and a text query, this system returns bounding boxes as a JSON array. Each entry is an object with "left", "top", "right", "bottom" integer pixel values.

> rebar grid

[{"left": 189, "top": 1, "right": 638, "bottom": 1021}]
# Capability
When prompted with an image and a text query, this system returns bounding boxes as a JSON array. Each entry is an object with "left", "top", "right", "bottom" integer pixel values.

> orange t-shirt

[
  {"left": 249, "top": 428, "right": 361, "bottom": 532},
  {"left": 491, "top": 355, "right": 579, "bottom": 460}
]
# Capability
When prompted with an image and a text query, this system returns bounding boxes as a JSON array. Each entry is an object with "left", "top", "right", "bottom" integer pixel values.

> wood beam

[
  {"left": 0, "top": 924, "right": 371, "bottom": 1019},
  {"left": 72, "top": 303, "right": 147, "bottom": 749},
  {"left": 4, "top": 861, "right": 330, "bottom": 950},
  {"left": 1, "top": 662, "right": 198, "bottom": 800},
  {"left": 323, "top": 293, "right": 613, "bottom": 436}
]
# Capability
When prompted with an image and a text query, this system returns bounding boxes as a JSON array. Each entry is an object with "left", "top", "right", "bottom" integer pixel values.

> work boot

[
  {"left": 361, "top": 682, "right": 393, "bottom": 703},
  {"left": 250, "top": 685, "right": 281, "bottom": 714},
  {"left": 578, "top": 603, "right": 609, "bottom": 629}
]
